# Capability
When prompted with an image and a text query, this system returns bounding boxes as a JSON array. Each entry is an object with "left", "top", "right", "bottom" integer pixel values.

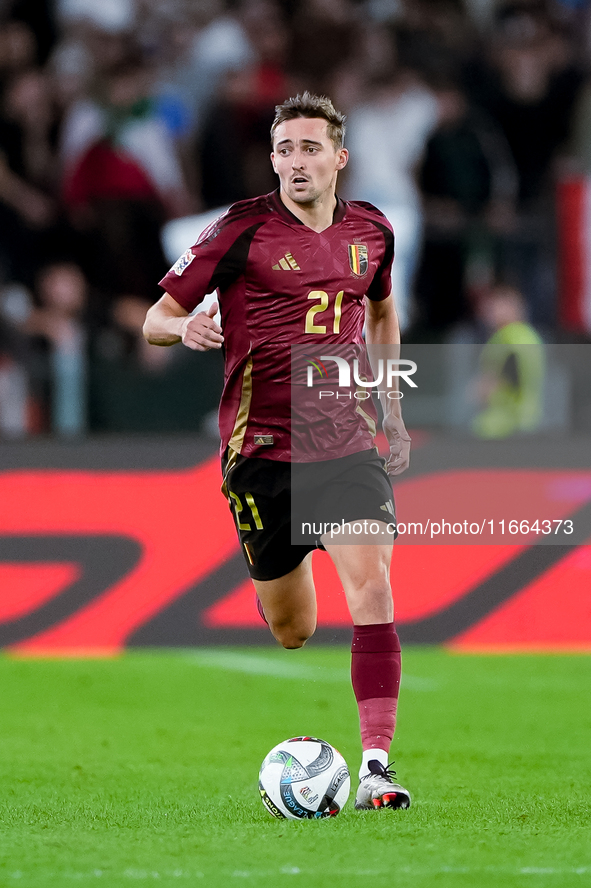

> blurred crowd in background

[{"left": 1, "top": 0, "right": 591, "bottom": 437}]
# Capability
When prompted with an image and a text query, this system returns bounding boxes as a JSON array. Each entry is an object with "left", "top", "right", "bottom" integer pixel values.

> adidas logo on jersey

[
  {"left": 272, "top": 252, "right": 300, "bottom": 271},
  {"left": 380, "top": 500, "right": 395, "bottom": 516}
]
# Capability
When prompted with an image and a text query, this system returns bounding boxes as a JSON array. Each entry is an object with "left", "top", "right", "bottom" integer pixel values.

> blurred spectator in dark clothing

[
  {"left": 2, "top": 67, "right": 58, "bottom": 192},
  {"left": 568, "top": 71, "right": 591, "bottom": 174},
  {"left": 415, "top": 84, "right": 519, "bottom": 332},
  {"left": 0, "top": 18, "right": 38, "bottom": 79},
  {"left": 6, "top": 0, "right": 58, "bottom": 65},
  {"left": 469, "top": 3, "right": 582, "bottom": 208},
  {"left": 0, "top": 65, "right": 64, "bottom": 288},
  {"left": 464, "top": 2, "right": 584, "bottom": 327},
  {"left": 393, "top": 1, "right": 476, "bottom": 89},
  {"left": 199, "top": 0, "right": 291, "bottom": 207},
  {"left": 288, "top": 0, "right": 356, "bottom": 96}
]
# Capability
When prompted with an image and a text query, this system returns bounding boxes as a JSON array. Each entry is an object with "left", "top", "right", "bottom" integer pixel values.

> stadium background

[{"left": 0, "top": 0, "right": 590, "bottom": 653}]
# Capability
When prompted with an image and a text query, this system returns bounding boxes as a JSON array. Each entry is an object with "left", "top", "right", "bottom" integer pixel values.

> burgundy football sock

[{"left": 351, "top": 622, "right": 401, "bottom": 752}]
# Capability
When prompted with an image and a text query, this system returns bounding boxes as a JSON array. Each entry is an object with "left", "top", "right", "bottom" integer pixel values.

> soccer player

[{"left": 143, "top": 93, "right": 412, "bottom": 811}]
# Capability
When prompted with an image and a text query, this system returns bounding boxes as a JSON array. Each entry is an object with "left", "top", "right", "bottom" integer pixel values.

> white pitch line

[
  {"left": 227, "top": 867, "right": 589, "bottom": 878},
  {"left": 9, "top": 866, "right": 588, "bottom": 880},
  {"left": 187, "top": 650, "right": 437, "bottom": 690},
  {"left": 187, "top": 650, "right": 346, "bottom": 682}
]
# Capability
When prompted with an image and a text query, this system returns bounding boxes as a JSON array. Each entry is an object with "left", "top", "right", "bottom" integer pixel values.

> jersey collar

[{"left": 270, "top": 189, "right": 346, "bottom": 227}]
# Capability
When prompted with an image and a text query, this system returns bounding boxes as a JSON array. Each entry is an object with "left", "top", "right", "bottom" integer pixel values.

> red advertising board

[{"left": 1, "top": 436, "right": 590, "bottom": 653}]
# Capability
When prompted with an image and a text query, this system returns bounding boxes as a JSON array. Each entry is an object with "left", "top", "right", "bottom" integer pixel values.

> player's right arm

[
  {"left": 145, "top": 196, "right": 270, "bottom": 351},
  {"left": 143, "top": 293, "right": 224, "bottom": 351}
]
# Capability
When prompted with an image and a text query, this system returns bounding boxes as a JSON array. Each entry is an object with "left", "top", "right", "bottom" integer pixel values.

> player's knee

[
  {"left": 271, "top": 619, "right": 315, "bottom": 650},
  {"left": 275, "top": 629, "right": 312, "bottom": 650},
  {"left": 349, "top": 578, "right": 393, "bottom": 623},
  {"left": 279, "top": 635, "right": 307, "bottom": 650},
  {"left": 355, "top": 575, "right": 391, "bottom": 602}
]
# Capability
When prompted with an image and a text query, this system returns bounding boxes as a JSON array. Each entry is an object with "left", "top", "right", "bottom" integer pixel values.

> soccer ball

[{"left": 259, "top": 736, "right": 350, "bottom": 819}]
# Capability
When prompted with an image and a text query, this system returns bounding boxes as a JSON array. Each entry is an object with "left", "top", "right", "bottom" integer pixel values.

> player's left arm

[{"left": 365, "top": 293, "right": 411, "bottom": 476}]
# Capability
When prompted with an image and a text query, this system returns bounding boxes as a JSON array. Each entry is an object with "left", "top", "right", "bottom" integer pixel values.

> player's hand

[
  {"left": 180, "top": 303, "right": 224, "bottom": 351},
  {"left": 383, "top": 413, "right": 411, "bottom": 476}
]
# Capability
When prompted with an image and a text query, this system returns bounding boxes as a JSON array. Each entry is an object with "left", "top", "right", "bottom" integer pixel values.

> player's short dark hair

[{"left": 271, "top": 92, "right": 346, "bottom": 150}]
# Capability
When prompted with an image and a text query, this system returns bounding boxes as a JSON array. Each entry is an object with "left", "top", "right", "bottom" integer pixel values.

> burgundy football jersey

[{"left": 159, "top": 190, "right": 394, "bottom": 462}]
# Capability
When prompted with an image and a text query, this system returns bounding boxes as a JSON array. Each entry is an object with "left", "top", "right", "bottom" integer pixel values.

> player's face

[{"left": 271, "top": 117, "right": 348, "bottom": 206}]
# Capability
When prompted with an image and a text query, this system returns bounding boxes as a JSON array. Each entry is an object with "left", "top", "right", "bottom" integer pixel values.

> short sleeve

[
  {"left": 366, "top": 222, "right": 394, "bottom": 302},
  {"left": 159, "top": 210, "right": 264, "bottom": 312}
]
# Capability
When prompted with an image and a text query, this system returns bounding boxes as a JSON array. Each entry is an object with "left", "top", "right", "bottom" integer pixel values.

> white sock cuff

[{"left": 359, "top": 747, "right": 389, "bottom": 780}]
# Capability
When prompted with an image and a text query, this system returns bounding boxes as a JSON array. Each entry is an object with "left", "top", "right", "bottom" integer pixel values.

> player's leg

[
  {"left": 323, "top": 531, "right": 394, "bottom": 624},
  {"left": 222, "top": 451, "right": 318, "bottom": 649},
  {"left": 253, "top": 552, "right": 317, "bottom": 650},
  {"left": 323, "top": 530, "right": 400, "bottom": 762},
  {"left": 322, "top": 525, "right": 410, "bottom": 810}
]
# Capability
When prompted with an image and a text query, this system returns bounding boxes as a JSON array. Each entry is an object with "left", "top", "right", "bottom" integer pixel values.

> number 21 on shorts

[{"left": 229, "top": 491, "right": 263, "bottom": 530}]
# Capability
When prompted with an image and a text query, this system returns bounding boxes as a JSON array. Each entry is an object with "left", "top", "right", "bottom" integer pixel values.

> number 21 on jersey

[{"left": 305, "top": 290, "right": 344, "bottom": 334}]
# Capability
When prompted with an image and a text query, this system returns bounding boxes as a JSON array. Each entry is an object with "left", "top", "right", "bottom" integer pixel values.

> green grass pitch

[{"left": 0, "top": 647, "right": 589, "bottom": 888}]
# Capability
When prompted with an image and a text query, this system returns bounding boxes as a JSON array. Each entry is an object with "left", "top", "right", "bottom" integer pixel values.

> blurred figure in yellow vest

[{"left": 473, "top": 285, "right": 545, "bottom": 438}]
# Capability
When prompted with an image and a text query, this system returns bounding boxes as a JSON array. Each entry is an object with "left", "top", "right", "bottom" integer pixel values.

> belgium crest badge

[{"left": 348, "top": 243, "right": 368, "bottom": 276}]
